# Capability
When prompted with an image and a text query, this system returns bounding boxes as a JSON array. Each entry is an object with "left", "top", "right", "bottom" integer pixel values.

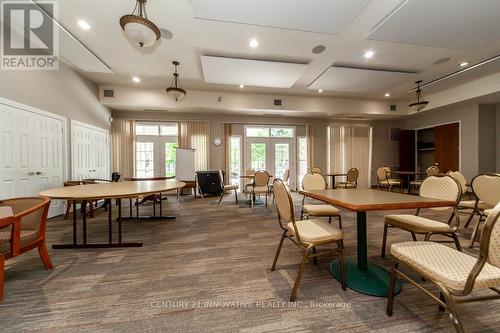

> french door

[
  {"left": 135, "top": 136, "right": 177, "bottom": 177},
  {"left": 244, "top": 138, "right": 295, "bottom": 189}
]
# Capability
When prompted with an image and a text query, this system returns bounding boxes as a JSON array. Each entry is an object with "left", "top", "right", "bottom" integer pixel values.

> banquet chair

[
  {"left": 217, "top": 170, "right": 239, "bottom": 205},
  {"left": 336, "top": 168, "right": 359, "bottom": 189},
  {"left": 381, "top": 174, "right": 462, "bottom": 258},
  {"left": 247, "top": 171, "right": 271, "bottom": 207},
  {"left": 465, "top": 173, "right": 500, "bottom": 248},
  {"left": 387, "top": 203, "right": 500, "bottom": 333},
  {"left": 310, "top": 167, "right": 322, "bottom": 174},
  {"left": 0, "top": 197, "right": 52, "bottom": 301},
  {"left": 271, "top": 169, "right": 289, "bottom": 205},
  {"left": 301, "top": 173, "right": 342, "bottom": 228},
  {"left": 271, "top": 179, "right": 346, "bottom": 301},
  {"left": 409, "top": 165, "right": 440, "bottom": 194},
  {"left": 243, "top": 168, "right": 256, "bottom": 198},
  {"left": 376, "top": 166, "right": 403, "bottom": 193}
]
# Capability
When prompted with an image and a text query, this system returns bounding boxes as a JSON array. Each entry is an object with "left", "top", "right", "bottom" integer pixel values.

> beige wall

[
  {"left": 370, "top": 120, "right": 402, "bottom": 185},
  {"left": 478, "top": 104, "right": 497, "bottom": 173},
  {"left": 0, "top": 63, "right": 111, "bottom": 129},
  {"left": 497, "top": 104, "right": 500, "bottom": 172}
]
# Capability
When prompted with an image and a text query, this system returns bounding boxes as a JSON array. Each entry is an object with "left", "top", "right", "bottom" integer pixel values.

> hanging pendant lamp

[
  {"left": 409, "top": 80, "right": 429, "bottom": 111},
  {"left": 120, "top": 0, "right": 160, "bottom": 48},
  {"left": 166, "top": 61, "right": 187, "bottom": 101}
]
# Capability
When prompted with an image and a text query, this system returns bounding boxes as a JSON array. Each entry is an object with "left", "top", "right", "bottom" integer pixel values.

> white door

[
  {"left": 71, "top": 121, "right": 109, "bottom": 180},
  {"left": 0, "top": 101, "right": 65, "bottom": 217}
]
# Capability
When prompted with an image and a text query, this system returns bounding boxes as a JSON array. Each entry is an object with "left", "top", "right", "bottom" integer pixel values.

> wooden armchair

[{"left": 0, "top": 197, "right": 52, "bottom": 301}]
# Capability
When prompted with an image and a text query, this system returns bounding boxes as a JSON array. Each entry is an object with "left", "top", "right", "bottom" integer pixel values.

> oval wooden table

[{"left": 39, "top": 180, "right": 185, "bottom": 249}]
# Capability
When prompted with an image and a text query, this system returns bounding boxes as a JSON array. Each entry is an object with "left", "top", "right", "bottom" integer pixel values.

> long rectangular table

[{"left": 299, "top": 188, "right": 455, "bottom": 296}]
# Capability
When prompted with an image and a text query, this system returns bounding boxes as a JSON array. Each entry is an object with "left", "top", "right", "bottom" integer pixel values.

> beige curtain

[
  {"left": 180, "top": 122, "right": 210, "bottom": 171},
  {"left": 223, "top": 123, "right": 232, "bottom": 184},
  {"left": 111, "top": 119, "right": 135, "bottom": 178},
  {"left": 327, "top": 125, "right": 372, "bottom": 188},
  {"left": 306, "top": 124, "right": 314, "bottom": 169}
]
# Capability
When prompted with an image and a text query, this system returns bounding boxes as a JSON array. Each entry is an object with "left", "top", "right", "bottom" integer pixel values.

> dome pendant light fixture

[
  {"left": 120, "top": 0, "right": 161, "bottom": 48},
  {"left": 166, "top": 61, "right": 187, "bottom": 101},
  {"left": 409, "top": 80, "right": 429, "bottom": 111}
]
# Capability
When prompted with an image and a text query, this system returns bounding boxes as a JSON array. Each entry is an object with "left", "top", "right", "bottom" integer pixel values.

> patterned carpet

[{"left": 0, "top": 192, "right": 499, "bottom": 332}]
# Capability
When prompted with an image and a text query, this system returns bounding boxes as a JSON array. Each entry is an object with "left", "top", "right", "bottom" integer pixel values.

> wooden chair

[
  {"left": 376, "top": 166, "right": 403, "bottom": 193},
  {"left": 0, "top": 197, "right": 52, "bottom": 301},
  {"left": 336, "top": 168, "right": 359, "bottom": 189},
  {"left": 271, "top": 178, "right": 346, "bottom": 301},
  {"left": 387, "top": 203, "right": 500, "bottom": 333},
  {"left": 381, "top": 175, "right": 462, "bottom": 258},
  {"left": 247, "top": 171, "right": 271, "bottom": 207},
  {"left": 301, "top": 173, "right": 342, "bottom": 227},
  {"left": 217, "top": 170, "right": 238, "bottom": 205}
]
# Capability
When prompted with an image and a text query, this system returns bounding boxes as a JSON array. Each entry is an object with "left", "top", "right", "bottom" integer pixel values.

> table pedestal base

[{"left": 330, "top": 256, "right": 401, "bottom": 297}]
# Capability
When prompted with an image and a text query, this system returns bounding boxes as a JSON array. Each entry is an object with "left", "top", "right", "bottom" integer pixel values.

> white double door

[
  {"left": 71, "top": 120, "right": 109, "bottom": 181},
  {"left": 245, "top": 138, "right": 296, "bottom": 189},
  {"left": 0, "top": 101, "right": 65, "bottom": 217}
]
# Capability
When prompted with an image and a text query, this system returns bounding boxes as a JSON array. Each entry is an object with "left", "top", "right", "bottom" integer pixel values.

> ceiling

[{"left": 41, "top": 0, "right": 500, "bottom": 105}]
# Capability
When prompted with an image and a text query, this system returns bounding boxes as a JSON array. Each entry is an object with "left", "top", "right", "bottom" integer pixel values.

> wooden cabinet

[{"left": 415, "top": 122, "right": 459, "bottom": 173}]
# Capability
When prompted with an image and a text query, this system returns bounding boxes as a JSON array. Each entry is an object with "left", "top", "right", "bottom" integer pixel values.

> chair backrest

[
  {"left": 426, "top": 165, "right": 440, "bottom": 176},
  {"left": 302, "top": 173, "right": 326, "bottom": 190},
  {"left": 472, "top": 173, "right": 500, "bottom": 206},
  {"left": 0, "top": 197, "right": 50, "bottom": 232},
  {"left": 447, "top": 171, "right": 467, "bottom": 194},
  {"left": 420, "top": 175, "right": 461, "bottom": 212},
  {"left": 273, "top": 179, "right": 294, "bottom": 226},
  {"left": 111, "top": 172, "right": 121, "bottom": 182},
  {"left": 254, "top": 171, "right": 270, "bottom": 187},
  {"left": 376, "top": 167, "right": 388, "bottom": 181},
  {"left": 245, "top": 168, "right": 256, "bottom": 176},
  {"left": 310, "top": 167, "right": 322, "bottom": 174},
  {"left": 64, "top": 181, "right": 83, "bottom": 187},
  {"left": 347, "top": 168, "right": 359, "bottom": 183},
  {"left": 283, "top": 169, "right": 290, "bottom": 182}
]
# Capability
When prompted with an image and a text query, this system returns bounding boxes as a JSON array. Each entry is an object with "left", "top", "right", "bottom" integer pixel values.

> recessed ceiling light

[
  {"left": 459, "top": 61, "right": 469, "bottom": 67},
  {"left": 77, "top": 20, "right": 91, "bottom": 30},
  {"left": 249, "top": 38, "right": 258, "bottom": 48},
  {"left": 312, "top": 45, "right": 326, "bottom": 54},
  {"left": 384, "top": 93, "right": 390, "bottom": 97},
  {"left": 364, "top": 50, "right": 374, "bottom": 59},
  {"left": 318, "top": 89, "right": 323, "bottom": 93},
  {"left": 132, "top": 76, "right": 141, "bottom": 83},
  {"left": 239, "top": 84, "right": 244, "bottom": 88}
]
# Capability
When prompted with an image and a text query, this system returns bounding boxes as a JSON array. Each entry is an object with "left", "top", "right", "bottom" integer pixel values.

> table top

[
  {"left": 124, "top": 176, "right": 175, "bottom": 181},
  {"left": 299, "top": 189, "right": 455, "bottom": 212},
  {"left": 0, "top": 207, "right": 13, "bottom": 219},
  {"left": 390, "top": 170, "right": 427, "bottom": 175},
  {"left": 39, "top": 180, "right": 185, "bottom": 200},
  {"left": 323, "top": 173, "right": 347, "bottom": 177},
  {"left": 240, "top": 174, "right": 274, "bottom": 179}
]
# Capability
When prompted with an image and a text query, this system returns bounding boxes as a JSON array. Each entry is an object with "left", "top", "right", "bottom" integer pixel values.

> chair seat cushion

[
  {"left": 459, "top": 200, "right": 493, "bottom": 210},
  {"left": 0, "top": 229, "right": 39, "bottom": 254},
  {"left": 223, "top": 184, "right": 238, "bottom": 190},
  {"left": 303, "top": 204, "right": 340, "bottom": 216},
  {"left": 247, "top": 186, "right": 268, "bottom": 193},
  {"left": 391, "top": 241, "right": 500, "bottom": 290},
  {"left": 287, "top": 219, "right": 343, "bottom": 243},
  {"left": 385, "top": 214, "right": 452, "bottom": 233}
]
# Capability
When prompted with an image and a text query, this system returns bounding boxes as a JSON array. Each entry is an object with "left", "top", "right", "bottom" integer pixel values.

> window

[
  {"left": 250, "top": 143, "right": 266, "bottom": 170},
  {"left": 135, "top": 142, "right": 155, "bottom": 177},
  {"left": 136, "top": 124, "right": 159, "bottom": 136},
  {"left": 271, "top": 127, "right": 294, "bottom": 138},
  {"left": 230, "top": 136, "right": 241, "bottom": 186},
  {"left": 246, "top": 127, "right": 270, "bottom": 137},
  {"left": 160, "top": 124, "right": 178, "bottom": 136},
  {"left": 164, "top": 142, "right": 177, "bottom": 177},
  {"left": 298, "top": 137, "right": 307, "bottom": 186},
  {"left": 275, "top": 143, "right": 289, "bottom": 180}
]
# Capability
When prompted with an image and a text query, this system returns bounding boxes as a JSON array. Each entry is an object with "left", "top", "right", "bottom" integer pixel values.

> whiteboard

[{"left": 175, "top": 147, "right": 196, "bottom": 181}]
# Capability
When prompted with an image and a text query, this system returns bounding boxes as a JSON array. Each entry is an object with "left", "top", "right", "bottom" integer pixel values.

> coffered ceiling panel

[
  {"left": 193, "top": 0, "right": 370, "bottom": 34},
  {"left": 308, "top": 66, "right": 414, "bottom": 93},
  {"left": 201, "top": 56, "right": 308, "bottom": 88},
  {"left": 367, "top": 0, "right": 500, "bottom": 50}
]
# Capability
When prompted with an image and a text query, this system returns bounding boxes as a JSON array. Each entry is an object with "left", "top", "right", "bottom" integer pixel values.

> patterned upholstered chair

[
  {"left": 0, "top": 197, "right": 52, "bottom": 301},
  {"left": 243, "top": 168, "right": 256, "bottom": 198},
  {"left": 310, "top": 167, "right": 322, "bottom": 174},
  {"left": 217, "top": 170, "right": 239, "bottom": 205},
  {"left": 409, "top": 165, "right": 440, "bottom": 194},
  {"left": 387, "top": 203, "right": 500, "bottom": 333},
  {"left": 247, "top": 171, "right": 271, "bottom": 207},
  {"left": 464, "top": 173, "right": 500, "bottom": 248},
  {"left": 376, "top": 166, "right": 403, "bottom": 193},
  {"left": 301, "top": 173, "right": 342, "bottom": 227},
  {"left": 336, "top": 168, "right": 359, "bottom": 189},
  {"left": 271, "top": 179, "right": 346, "bottom": 301},
  {"left": 381, "top": 175, "right": 462, "bottom": 258}
]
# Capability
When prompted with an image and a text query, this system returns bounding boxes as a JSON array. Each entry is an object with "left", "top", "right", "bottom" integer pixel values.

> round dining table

[{"left": 39, "top": 180, "right": 185, "bottom": 249}]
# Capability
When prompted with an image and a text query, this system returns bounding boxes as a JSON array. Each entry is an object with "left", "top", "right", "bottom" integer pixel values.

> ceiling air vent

[
  {"left": 274, "top": 99, "right": 282, "bottom": 106},
  {"left": 389, "top": 104, "right": 397, "bottom": 111},
  {"left": 103, "top": 89, "right": 114, "bottom": 98}
]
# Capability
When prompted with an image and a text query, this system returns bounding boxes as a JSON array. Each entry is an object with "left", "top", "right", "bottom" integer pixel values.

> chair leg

[
  {"left": 234, "top": 189, "right": 238, "bottom": 204},
  {"left": 312, "top": 247, "right": 318, "bottom": 266},
  {"left": 271, "top": 232, "right": 286, "bottom": 271},
  {"left": 265, "top": 193, "right": 268, "bottom": 207},
  {"left": 469, "top": 216, "right": 484, "bottom": 248},
  {"left": 64, "top": 200, "right": 72, "bottom": 220},
  {"left": 381, "top": 223, "right": 389, "bottom": 258},
  {"left": 290, "top": 247, "right": 310, "bottom": 302},
  {"left": 0, "top": 255, "right": 4, "bottom": 302},
  {"left": 411, "top": 232, "right": 417, "bottom": 241},
  {"left": 464, "top": 211, "right": 476, "bottom": 228},
  {"left": 337, "top": 215, "right": 342, "bottom": 229},
  {"left": 218, "top": 191, "right": 224, "bottom": 205},
  {"left": 38, "top": 241, "right": 53, "bottom": 270},
  {"left": 328, "top": 216, "right": 332, "bottom": 224},
  {"left": 452, "top": 233, "right": 462, "bottom": 252},
  {"left": 439, "top": 292, "right": 446, "bottom": 312},
  {"left": 441, "top": 291, "right": 464, "bottom": 333},
  {"left": 338, "top": 240, "right": 346, "bottom": 291},
  {"left": 386, "top": 263, "right": 399, "bottom": 316}
]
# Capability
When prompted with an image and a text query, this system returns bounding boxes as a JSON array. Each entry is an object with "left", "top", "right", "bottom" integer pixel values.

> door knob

[
  {"left": 36, "top": 171, "right": 43, "bottom": 175},
  {"left": 28, "top": 172, "right": 36, "bottom": 176}
]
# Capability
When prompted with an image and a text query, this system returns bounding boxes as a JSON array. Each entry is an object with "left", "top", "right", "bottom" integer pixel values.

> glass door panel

[
  {"left": 250, "top": 142, "right": 266, "bottom": 170},
  {"left": 274, "top": 143, "right": 290, "bottom": 180},
  {"left": 164, "top": 142, "right": 177, "bottom": 177},
  {"left": 135, "top": 141, "right": 155, "bottom": 177}
]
